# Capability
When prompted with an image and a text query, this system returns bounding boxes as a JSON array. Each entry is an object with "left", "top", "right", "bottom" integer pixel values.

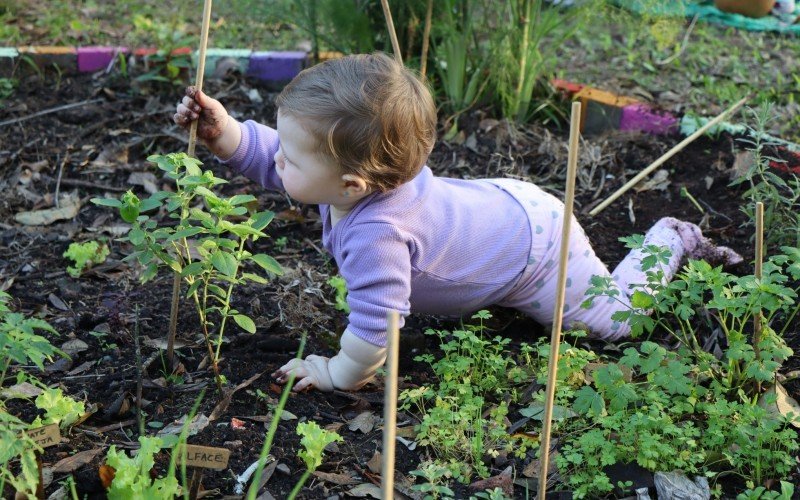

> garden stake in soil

[
  {"left": 538, "top": 101, "right": 582, "bottom": 500},
  {"left": 420, "top": 0, "right": 433, "bottom": 80},
  {"left": 380, "top": 0, "right": 403, "bottom": 64},
  {"left": 754, "top": 201, "right": 764, "bottom": 393},
  {"left": 167, "top": 0, "right": 214, "bottom": 375},
  {"left": 589, "top": 96, "right": 748, "bottom": 216},
  {"left": 381, "top": 310, "right": 400, "bottom": 500}
]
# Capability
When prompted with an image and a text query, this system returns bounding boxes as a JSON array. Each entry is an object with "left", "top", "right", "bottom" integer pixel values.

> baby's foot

[{"left": 657, "top": 217, "right": 743, "bottom": 266}]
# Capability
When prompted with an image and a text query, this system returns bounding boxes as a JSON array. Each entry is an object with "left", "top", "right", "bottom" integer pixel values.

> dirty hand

[
  {"left": 273, "top": 355, "right": 334, "bottom": 392},
  {"left": 272, "top": 329, "right": 387, "bottom": 392},
  {"left": 173, "top": 86, "right": 230, "bottom": 141}
]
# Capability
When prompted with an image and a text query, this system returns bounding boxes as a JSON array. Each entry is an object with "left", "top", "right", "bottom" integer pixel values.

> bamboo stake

[
  {"left": 381, "top": 311, "right": 400, "bottom": 500},
  {"left": 420, "top": 0, "right": 433, "bottom": 80},
  {"left": 589, "top": 97, "right": 748, "bottom": 216},
  {"left": 167, "top": 0, "right": 214, "bottom": 370},
  {"left": 380, "top": 0, "right": 403, "bottom": 64},
  {"left": 538, "top": 101, "right": 582, "bottom": 500},
  {"left": 188, "top": 0, "right": 214, "bottom": 158},
  {"left": 754, "top": 202, "right": 764, "bottom": 392}
]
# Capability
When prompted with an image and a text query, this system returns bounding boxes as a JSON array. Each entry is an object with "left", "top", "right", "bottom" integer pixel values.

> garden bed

[{"left": 1, "top": 67, "right": 799, "bottom": 499}]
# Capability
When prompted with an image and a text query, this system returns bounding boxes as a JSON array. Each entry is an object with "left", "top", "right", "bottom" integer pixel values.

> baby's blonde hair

[{"left": 275, "top": 52, "right": 437, "bottom": 192}]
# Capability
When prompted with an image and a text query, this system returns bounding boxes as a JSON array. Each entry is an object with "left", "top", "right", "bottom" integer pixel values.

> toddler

[{"left": 174, "top": 53, "right": 741, "bottom": 392}]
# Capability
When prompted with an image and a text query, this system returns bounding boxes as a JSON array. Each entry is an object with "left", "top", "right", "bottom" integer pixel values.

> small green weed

[{"left": 327, "top": 275, "right": 350, "bottom": 313}]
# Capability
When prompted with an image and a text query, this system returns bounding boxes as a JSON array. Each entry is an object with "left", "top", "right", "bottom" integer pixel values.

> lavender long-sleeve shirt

[{"left": 225, "top": 120, "right": 531, "bottom": 346}]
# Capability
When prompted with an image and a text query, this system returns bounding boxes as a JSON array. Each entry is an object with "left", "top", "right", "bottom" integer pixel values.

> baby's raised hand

[
  {"left": 272, "top": 355, "right": 334, "bottom": 392},
  {"left": 173, "top": 86, "right": 229, "bottom": 141},
  {"left": 173, "top": 86, "right": 241, "bottom": 159}
]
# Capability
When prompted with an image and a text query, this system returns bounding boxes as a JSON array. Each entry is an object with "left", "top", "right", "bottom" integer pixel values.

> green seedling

[
  {"left": 32, "top": 387, "right": 86, "bottom": 430},
  {"left": 679, "top": 187, "right": 705, "bottom": 214},
  {"left": 411, "top": 461, "right": 455, "bottom": 499},
  {"left": 289, "top": 421, "right": 343, "bottom": 500},
  {"left": 327, "top": 275, "right": 350, "bottom": 313},
  {"left": 92, "top": 153, "right": 283, "bottom": 395}
]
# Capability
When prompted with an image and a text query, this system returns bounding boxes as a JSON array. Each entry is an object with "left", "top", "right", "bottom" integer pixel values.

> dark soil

[{"left": 1, "top": 69, "right": 798, "bottom": 499}]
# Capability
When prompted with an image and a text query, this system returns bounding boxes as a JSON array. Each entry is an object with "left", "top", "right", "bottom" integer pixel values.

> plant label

[
  {"left": 177, "top": 445, "right": 230, "bottom": 470},
  {"left": 22, "top": 424, "right": 61, "bottom": 448}
]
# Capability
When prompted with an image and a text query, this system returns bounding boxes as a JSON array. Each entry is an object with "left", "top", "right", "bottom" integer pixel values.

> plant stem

[
  {"left": 134, "top": 305, "right": 145, "bottom": 437},
  {"left": 166, "top": 271, "right": 181, "bottom": 369},
  {"left": 514, "top": 0, "right": 532, "bottom": 122},
  {"left": 287, "top": 470, "right": 312, "bottom": 500},
  {"left": 195, "top": 283, "right": 223, "bottom": 394},
  {"left": 214, "top": 239, "right": 246, "bottom": 363},
  {"left": 247, "top": 336, "right": 306, "bottom": 500}
]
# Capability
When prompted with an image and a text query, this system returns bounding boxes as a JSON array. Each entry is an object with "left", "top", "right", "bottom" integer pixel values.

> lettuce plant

[
  {"left": 105, "top": 436, "right": 179, "bottom": 500},
  {"left": 289, "top": 421, "right": 343, "bottom": 500},
  {"left": 63, "top": 240, "right": 109, "bottom": 277},
  {"left": 31, "top": 387, "right": 86, "bottom": 430}
]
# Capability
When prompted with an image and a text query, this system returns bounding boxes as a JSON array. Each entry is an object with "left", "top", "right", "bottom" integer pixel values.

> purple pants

[{"left": 488, "top": 179, "right": 690, "bottom": 341}]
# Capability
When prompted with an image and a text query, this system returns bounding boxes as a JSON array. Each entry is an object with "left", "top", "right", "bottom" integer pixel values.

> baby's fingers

[{"left": 292, "top": 376, "right": 318, "bottom": 392}]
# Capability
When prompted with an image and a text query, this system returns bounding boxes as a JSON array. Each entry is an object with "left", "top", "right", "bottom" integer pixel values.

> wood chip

[
  {"left": 51, "top": 447, "right": 104, "bottom": 474},
  {"left": 313, "top": 471, "right": 358, "bottom": 486}
]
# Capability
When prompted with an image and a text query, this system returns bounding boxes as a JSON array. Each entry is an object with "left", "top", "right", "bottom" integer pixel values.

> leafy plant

[
  {"left": 327, "top": 275, "right": 350, "bottom": 313},
  {"left": 63, "top": 240, "right": 109, "bottom": 277},
  {"left": 553, "top": 237, "right": 800, "bottom": 497},
  {"left": 411, "top": 461, "right": 455, "bottom": 499},
  {"left": 731, "top": 103, "right": 800, "bottom": 248},
  {"left": 92, "top": 153, "right": 283, "bottom": 393},
  {"left": 400, "top": 311, "right": 528, "bottom": 482},
  {"left": 289, "top": 421, "right": 343, "bottom": 499},
  {"left": 104, "top": 436, "right": 180, "bottom": 499},
  {"left": 0, "top": 290, "right": 63, "bottom": 388},
  {"left": 31, "top": 387, "right": 86, "bottom": 430},
  {"left": 0, "top": 77, "right": 16, "bottom": 100},
  {"left": 130, "top": 15, "right": 194, "bottom": 86},
  {"left": 0, "top": 411, "right": 41, "bottom": 500}
]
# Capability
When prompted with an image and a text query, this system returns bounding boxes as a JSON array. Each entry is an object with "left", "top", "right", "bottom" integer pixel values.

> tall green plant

[
  {"left": 92, "top": 153, "right": 283, "bottom": 394},
  {"left": 489, "top": 0, "right": 584, "bottom": 123},
  {"left": 433, "top": 0, "right": 488, "bottom": 124}
]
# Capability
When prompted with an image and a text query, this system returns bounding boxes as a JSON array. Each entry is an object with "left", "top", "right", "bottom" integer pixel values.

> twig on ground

[
  {"left": 0, "top": 99, "right": 104, "bottom": 128},
  {"left": 54, "top": 146, "right": 71, "bottom": 208},
  {"left": 590, "top": 97, "right": 748, "bottom": 216}
]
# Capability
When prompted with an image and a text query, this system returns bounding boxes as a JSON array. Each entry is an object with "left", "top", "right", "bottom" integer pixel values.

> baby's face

[{"left": 275, "top": 111, "right": 347, "bottom": 206}]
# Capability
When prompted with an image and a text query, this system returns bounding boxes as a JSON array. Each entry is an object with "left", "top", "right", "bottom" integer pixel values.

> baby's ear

[{"left": 341, "top": 174, "right": 371, "bottom": 197}]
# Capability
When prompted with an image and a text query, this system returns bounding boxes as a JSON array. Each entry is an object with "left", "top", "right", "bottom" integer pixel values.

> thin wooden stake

[
  {"left": 381, "top": 311, "right": 400, "bottom": 500},
  {"left": 167, "top": 0, "right": 214, "bottom": 370},
  {"left": 538, "top": 101, "right": 582, "bottom": 500},
  {"left": 420, "top": 0, "right": 433, "bottom": 79},
  {"left": 380, "top": 0, "right": 403, "bottom": 64},
  {"left": 188, "top": 0, "right": 214, "bottom": 158},
  {"left": 589, "top": 97, "right": 748, "bottom": 216},
  {"left": 754, "top": 202, "right": 764, "bottom": 392}
]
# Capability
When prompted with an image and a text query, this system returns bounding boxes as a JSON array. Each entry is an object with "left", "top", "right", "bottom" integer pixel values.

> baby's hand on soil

[
  {"left": 173, "top": 86, "right": 230, "bottom": 142},
  {"left": 272, "top": 355, "right": 334, "bottom": 392}
]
